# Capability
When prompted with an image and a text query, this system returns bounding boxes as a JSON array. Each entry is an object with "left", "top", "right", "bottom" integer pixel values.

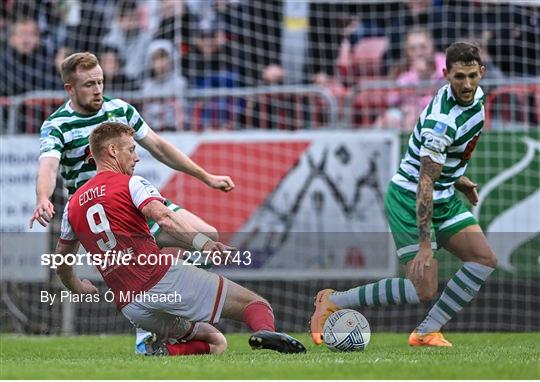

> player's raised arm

[
  {"left": 412, "top": 156, "right": 443, "bottom": 280},
  {"left": 29, "top": 157, "right": 60, "bottom": 228},
  {"left": 138, "top": 129, "right": 235, "bottom": 192}
]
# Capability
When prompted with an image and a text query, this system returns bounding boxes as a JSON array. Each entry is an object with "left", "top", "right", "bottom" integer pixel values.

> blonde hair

[
  {"left": 61, "top": 52, "right": 99, "bottom": 83},
  {"left": 90, "top": 122, "right": 134, "bottom": 160}
]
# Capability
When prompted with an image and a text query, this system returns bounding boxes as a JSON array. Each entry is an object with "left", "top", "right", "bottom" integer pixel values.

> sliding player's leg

[
  {"left": 146, "top": 200, "right": 304, "bottom": 353},
  {"left": 159, "top": 323, "right": 227, "bottom": 356},
  {"left": 411, "top": 224, "right": 497, "bottom": 346},
  {"left": 220, "top": 279, "right": 306, "bottom": 353},
  {"left": 125, "top": 307, "right": 225, "bottom": 356},
  {"left": 189, "top": 323, "right": 227, "bottom": 355},
  {"left": 128, "top": 262, "right": 305, "bottom": 354}
]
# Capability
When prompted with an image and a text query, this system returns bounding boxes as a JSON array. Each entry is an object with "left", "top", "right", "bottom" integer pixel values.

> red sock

[
  {"left": 165, "top": 340, "right": 210, "bottom": 356},
  {"left": 242, "top": 301, "right": 276, "bottom": 332}
]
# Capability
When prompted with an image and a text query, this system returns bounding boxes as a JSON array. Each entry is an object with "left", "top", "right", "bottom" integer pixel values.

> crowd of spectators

[{"left": 1, "top": 0, "right": 538, "bottom": 132}]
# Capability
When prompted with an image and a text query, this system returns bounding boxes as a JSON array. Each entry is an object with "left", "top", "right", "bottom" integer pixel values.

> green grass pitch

[{"left": 1, "top": 332, "right": 538, "bottom": 379}]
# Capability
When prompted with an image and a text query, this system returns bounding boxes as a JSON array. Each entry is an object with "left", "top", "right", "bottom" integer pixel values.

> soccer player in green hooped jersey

[
  {"left": 29, "top": 52, "right": 235, "bottom": 354},
  {"left": 310, "top": 42, "right": 498, "bottom": 347}
]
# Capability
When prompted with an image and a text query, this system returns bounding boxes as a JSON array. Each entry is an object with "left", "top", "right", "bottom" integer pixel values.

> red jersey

[{"left": 60, "top": 171, "right": 171, "bottom": 309}]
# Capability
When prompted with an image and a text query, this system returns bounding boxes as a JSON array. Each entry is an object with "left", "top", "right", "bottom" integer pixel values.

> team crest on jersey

[{"left": 107, "top": 112, "right": 119, "bottom": 122}]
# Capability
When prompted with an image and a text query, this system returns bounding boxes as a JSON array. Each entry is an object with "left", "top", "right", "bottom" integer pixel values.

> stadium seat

[
  {"left": 351, "top": 88, "right": 389, "bottom": 128},
  {"left": 337, "top": 36, "right": 389, "bottom": 84}
]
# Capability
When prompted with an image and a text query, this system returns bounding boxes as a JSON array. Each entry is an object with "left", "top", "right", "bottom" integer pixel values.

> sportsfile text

[{"left": 41, "top": 249, "right": 252, "bottom": 269}]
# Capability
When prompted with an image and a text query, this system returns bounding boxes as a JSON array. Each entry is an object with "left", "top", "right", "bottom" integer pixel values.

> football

[{"left": 323, "top": 309, "right": 371, "bottom": 352}]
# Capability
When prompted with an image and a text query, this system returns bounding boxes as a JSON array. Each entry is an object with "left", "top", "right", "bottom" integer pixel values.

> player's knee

[
  {"left": 209, "top": 333, "right": 227, "bottom": 355},
  {"left": 246, "top": 295, "right": 268, "bottom": 309},
  {"left": 255, "top": 296, "right": 271, "bottom": 308},
  {"left": 416, "top": 284, "right": 438, "bottom": 302},
  {"left": 473, "top": 249, "right": 498, "bottom": 269},
  {"left": 489, "top": 255, "right": 498, "bottom": 269},
  {"left": 243, "top": 293, "right": 271, "bottom": 312},
  {"left": 243, "top": 289, "right": 270, "bottom": 307}
]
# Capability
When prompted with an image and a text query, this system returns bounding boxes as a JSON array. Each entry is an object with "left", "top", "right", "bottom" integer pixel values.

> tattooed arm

[
  {"left": 417, "top": 156, "right": 443, "bottom": 246},
  {"left": 410, "top": 156, "right": 443, "bottom": 280}
]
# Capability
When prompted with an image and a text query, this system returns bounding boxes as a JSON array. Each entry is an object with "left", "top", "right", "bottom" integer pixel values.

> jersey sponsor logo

[
  {"left": 71, "top": 129, "right": 87, "bottom": 140},
  {"left": 40, "top": 124, "right": 53, "bottom": 138},
  {"left": 433, "top": 121, "right": 448, "bottom": 135},
  {"left": 40, "top": 137, "right": 56, "bottom": 152},
  {"left": 139, "top": 178, "right": 159, "bottom": 195},
  {"left": 423, "top": 134, "right": 447, "bottom": 154}
]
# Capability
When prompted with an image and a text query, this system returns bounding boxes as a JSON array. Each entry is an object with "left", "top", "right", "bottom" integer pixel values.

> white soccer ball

[{"left": 323, "top": 309, "right": 371, "bottom": 352}]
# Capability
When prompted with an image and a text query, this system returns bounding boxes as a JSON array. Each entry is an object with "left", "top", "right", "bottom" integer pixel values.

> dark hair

[
  {"left": 445, "top": 42, "right": 483, "bottom": 70},
  {"left": 90, "top": 122, "right": 134, "bottom": 160},
  {"left": 99, "top": 45, "right": 122, "bottom": 57},
  {"left": 99, "top": 45, "right": 125, "bottom": 68}
]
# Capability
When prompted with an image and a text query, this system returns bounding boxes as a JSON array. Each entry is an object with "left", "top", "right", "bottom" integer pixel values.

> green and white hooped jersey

[
  {"left": 39, "top": 97, "right": 150, "bottom": 195},
  {"left": 392, "top": 84, "right": 485, "bottom": 201}
]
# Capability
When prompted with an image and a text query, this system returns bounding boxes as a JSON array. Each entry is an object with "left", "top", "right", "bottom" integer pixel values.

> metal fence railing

[
  {"left": 342, "top": 78, "right": 540, "bottom": 130},
  {"left": 0, "top": 85, "right": 339, "bottom": 135},
  {"left": 1, "top": 79, "right": 538, "bottom": 135}
]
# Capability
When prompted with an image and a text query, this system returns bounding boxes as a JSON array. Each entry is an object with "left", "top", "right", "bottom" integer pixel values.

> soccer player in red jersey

[
  {"left": 29, "top": 51, "right": 234, "bottom": 353},
  {"left": 54, "top": 122, "right": 306, "bottom": 355}
]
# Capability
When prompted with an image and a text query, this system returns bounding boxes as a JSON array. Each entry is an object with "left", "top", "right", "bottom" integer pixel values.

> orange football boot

[
  {"left": 408, "top": 330, "right": 453, "bottom": 347},
  {"left": 309, "top": 289, "right": 340, "bottom": 345}
]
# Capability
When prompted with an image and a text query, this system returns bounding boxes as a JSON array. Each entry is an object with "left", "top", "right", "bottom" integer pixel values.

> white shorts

[{"left": 121, "top": 263, "right": 228, "bottom": 341}]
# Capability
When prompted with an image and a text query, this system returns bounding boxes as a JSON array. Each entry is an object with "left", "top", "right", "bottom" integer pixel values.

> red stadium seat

[
  {"left": 351, "top": 89, "right": 389, "bottom": 128},
  {"left": 337, "top": 36, "right": 389, "bottom": 85}
]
